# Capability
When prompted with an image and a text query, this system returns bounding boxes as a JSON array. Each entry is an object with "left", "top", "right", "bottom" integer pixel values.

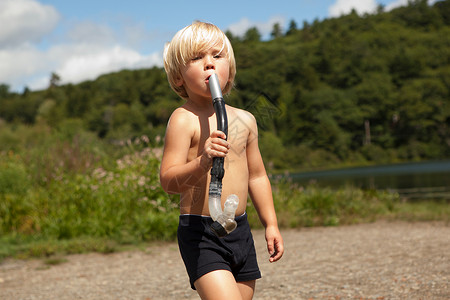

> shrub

[{"left": 253, "top": 178, "right": 400, "bottom": 228}]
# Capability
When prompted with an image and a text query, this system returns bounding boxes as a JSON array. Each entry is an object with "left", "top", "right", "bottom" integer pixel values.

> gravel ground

[{"left": 0, "top": 221, "right": 449, "bottom": 300}]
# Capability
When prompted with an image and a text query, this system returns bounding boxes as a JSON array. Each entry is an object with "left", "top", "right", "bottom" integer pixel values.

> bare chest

[{"left": 188, "top": 112, "right": 250, "bottom": 163}]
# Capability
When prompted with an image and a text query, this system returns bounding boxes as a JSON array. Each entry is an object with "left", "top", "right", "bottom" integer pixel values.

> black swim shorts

[{"left": 177, "top": 213, "right": 261, "bottom": 290}]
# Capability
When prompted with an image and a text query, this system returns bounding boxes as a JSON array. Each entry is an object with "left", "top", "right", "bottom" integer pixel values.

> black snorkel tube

[
  {"left": 208, "top": 73, "right": 239, "bottom": 238},
  {"left": 209, "top": 72, "right": 228, "bottom": 188}
]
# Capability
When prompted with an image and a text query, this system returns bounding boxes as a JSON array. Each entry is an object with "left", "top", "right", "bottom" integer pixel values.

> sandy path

[{"left": 1, "top": 221, "right": 449, "bottom": 299}]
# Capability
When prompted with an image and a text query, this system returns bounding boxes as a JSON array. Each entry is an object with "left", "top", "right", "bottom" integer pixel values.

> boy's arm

[
  {"left": 246, "top": 113, "right": 284, "bottom": 262},
  {"left": 160, "top": 109, "right": 229, "bottom": 194}
]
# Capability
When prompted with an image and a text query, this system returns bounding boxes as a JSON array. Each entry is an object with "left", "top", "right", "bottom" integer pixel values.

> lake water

[{"left": 290, "top": 160, "right": 450, "bottom": 200}]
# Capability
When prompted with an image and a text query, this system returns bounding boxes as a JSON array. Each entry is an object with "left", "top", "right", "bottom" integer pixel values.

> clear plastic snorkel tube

[{"left": 208, "top": 73, "right": 239, "bottom": 238}]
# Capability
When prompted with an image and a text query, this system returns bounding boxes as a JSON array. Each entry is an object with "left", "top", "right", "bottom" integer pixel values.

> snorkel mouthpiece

[
  {"left": 208, "top": 73, "right": 239, "bottom": 238},
  {"left": 209, "top": 73, "right": 223, "bottom": 102}
]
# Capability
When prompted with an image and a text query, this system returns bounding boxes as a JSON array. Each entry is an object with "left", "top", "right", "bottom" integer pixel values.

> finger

[
  {"left": 269, "top": 239, "right": 284, "bottom": 262},
  {"left": 212, "top": 130, "right": 227, "bottom": 140},
  {"left": 212, "top": 136, "right": 230, "bottom": 148},
  {"left": 215, "top": 139, "right": 230, "bottom": 150},
  {"left": 267, "top": 238, "right": 275, "bottom": 258},
  {"left": 211, "top": 141, "right": 229, "bottom": 154},
  {"left": 211, "top": 149, "right": 227, "bottom": 158}
]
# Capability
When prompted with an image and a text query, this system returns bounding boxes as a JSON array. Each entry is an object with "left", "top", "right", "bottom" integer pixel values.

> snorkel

[{"left": 208, "top": 73, "right": 239, "bottom": 238}]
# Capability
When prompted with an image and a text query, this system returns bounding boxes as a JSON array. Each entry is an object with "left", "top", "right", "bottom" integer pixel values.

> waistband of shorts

[{"left": 179, "top": 212, "right": 247, "bottom": 226}]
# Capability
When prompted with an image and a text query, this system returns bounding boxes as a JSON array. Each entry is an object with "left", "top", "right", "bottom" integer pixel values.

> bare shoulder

[
  {"left": 162, "top": 106, "right": 196, "bottom": 165},
  {"left": 227, "top": 105, "right": 257, "bottom": 128},
  {"left": 167, "top": 106, "right": 197, "bottom": 131}
]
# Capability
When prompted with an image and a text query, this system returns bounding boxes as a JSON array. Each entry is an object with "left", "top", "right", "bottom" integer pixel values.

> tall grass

[
  {"left": 0, "top": 123, "right": 179, "bottom": 259},
  {"left": 247, "top": 177, "right": 449, "bottom": 229},
  {"left": 246, "top": 179, "right": 397, "bottom": 229},
  {"left": 0, "top": 148, "right": 179, "bottom": 236}
]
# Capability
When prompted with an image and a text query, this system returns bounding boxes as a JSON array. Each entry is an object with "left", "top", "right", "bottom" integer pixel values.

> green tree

[
  {"left": 286, "top": 19, "right": 298, "bottom": 35},
  {"left": 49, "top": 72, "right": 61, "bottom": 88},
  {"left": 271, "top": 23, "right": 283, "bottom": 39},
  {"left": 0, "top": 84, "right": 11, "bottom": 99},
  {"left": 243, "top": 27, "right": 261, "bottom": 42}
]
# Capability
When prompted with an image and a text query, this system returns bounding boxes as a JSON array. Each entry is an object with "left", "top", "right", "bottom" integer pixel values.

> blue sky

[{"left": 0, "top": 0, "right": 439, "bottom": 92}]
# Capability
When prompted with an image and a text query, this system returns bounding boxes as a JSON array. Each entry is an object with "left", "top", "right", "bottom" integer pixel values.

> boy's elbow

[
  {"left": 162, "top": 185, "right": 178, "bottom": 194},
  {"left": 160, "top": 181, "right": 171, "bottom": 194},
  {"left": 159, "top": 173, "right": 171, "bottom": 193},
  {"left": 160, "top": 172, "right": 179, "bottom": 194}
]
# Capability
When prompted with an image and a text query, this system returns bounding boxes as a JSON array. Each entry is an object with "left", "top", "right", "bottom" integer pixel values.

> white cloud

[
  {"left": 53, "top": 45, "right": 161, "bottom": 85},
  {"left": 1, "top": 44, "right": 163, "bottom": 91},
  {"left": 385, "top": 0, "right": 409, "bottom": 10},
  {"left": 0, "top": 45, "right": 45, "bottom": 80},
  {"left": 228, "top": 18, "right": 253, "bottom": 37},
  {"left": 329, "top": 0, "right": 440, "bottom": 17},
  {"left": 329, "top": 0, "right": 378, "bottom": 17},
  {"left": 227, "top": 15, "right": 286, "bottom": 38},
  {"left": 0, "top": 0, "right": 60, "bottom": 47},
  {"left": 385, "top": 0, "right": 439, "bottom": 11},
  {"left": 0, "top": 0, "right": 163, "bottom": 92}
]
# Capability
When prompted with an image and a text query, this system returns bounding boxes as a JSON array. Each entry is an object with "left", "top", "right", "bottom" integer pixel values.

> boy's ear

[{"left": 175, "top": 76, "right": 184, "bottom": 87}]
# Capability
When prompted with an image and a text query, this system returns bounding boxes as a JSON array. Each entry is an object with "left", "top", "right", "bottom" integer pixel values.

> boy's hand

[
  {"left": 266, "top": 225, "right": 284, "bottom": 263},
  {"left": 203, "top": 130, "right": 230, "bottom": 159}
]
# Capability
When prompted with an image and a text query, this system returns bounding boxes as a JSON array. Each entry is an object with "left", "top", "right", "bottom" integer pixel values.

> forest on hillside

[{"left": 1, "top": 0, "right": 449, "bottom": 171}]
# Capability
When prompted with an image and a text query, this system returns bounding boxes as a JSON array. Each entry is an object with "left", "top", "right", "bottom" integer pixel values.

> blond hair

[{"left": 163, "top": 21, "right": 236, "bottom": 99}]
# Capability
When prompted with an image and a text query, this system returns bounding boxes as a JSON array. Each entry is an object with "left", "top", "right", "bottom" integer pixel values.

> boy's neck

[{"left": 184, "top": 96, "right": 216, "bottom": 113}]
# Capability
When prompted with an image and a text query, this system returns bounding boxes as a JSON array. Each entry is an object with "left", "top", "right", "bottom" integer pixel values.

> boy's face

[{"left": 177, "top": 45, "right": 230, "bottom": 101}]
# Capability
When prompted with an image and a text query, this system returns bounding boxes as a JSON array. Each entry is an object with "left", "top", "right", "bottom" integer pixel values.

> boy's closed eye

[{"left": 190, "top": 51, "right": 223, "bottom": 61}]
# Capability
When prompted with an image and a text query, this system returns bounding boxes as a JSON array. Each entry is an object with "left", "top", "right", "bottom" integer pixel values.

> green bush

[
  {"left": 32, "top": 147, "right": 178, "bottom": 242},
  {"left": 0, "top": 126, "right": 178, "bottom": 258},
  {"left": 0, "top": 160, "right": 30, "bottom": 196},
  {"left": 251, "top": 178, "right": 400, "bottom": 229}
]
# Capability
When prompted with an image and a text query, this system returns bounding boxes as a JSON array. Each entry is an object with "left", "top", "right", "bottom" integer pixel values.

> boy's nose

[{"left": 205, "top": 56, "right": 215, "bottom": 70}]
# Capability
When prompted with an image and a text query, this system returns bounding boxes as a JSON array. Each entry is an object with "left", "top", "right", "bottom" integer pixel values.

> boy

[{"left": 160, "top": 21, "right": 284, "bottom": 300}]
